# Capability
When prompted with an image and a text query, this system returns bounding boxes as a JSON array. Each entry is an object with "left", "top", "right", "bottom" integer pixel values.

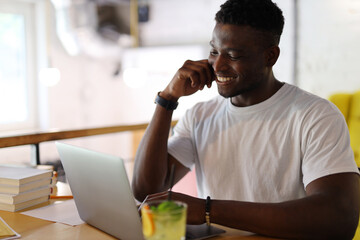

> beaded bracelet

[{"left": 205, "top": 196, "right": 211, "bottom": 226}]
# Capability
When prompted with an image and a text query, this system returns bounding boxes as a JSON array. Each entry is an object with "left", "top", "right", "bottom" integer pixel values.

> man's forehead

[
  {"left": 211, "top": 23, "right": 272, "bottom": 49},
  {"left": 209, "top": 40, "right": 248, "bottom": 53},
  {"left": 211, "top": 24, "right": 255, "bottom": 47},
  {"left": 213, "top": 23, "right": 264, "bottom": 38}
]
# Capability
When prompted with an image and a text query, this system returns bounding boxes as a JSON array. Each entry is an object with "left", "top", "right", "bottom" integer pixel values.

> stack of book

[{"left": 0, "top": 166, "right": 53, "bottom": 212}]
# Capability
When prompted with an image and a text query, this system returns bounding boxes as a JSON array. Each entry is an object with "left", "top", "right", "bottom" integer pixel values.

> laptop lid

[{"left": 56, "top": 142, "right": 144, "bottom": 240}]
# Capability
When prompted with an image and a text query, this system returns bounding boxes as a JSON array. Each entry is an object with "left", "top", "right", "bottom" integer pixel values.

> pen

[{"left": 50, "top": 195, "right": 73, "bottom": 199}]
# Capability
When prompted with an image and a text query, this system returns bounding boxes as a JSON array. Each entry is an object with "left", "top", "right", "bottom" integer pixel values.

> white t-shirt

[{"left": 168, "top": 83, "right": 359, "bottom": 202}]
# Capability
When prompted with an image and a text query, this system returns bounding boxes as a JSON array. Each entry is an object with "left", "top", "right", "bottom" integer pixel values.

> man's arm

[
  {"left": 161, "top": 172, "right": 359, "bottom": 239},
  {"left": 131, "top": 104, "right": 190, "bottom": 201},
  {"left": 131, "top": 59, "right": 214, "bottom": 201},
  {"left": 210, "top": 172, "right": 360, "bottom": 239}
]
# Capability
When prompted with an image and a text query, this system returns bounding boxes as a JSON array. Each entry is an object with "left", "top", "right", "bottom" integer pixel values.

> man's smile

[{"left": 216, "top": 75, "right": 236, "bottom": 83}]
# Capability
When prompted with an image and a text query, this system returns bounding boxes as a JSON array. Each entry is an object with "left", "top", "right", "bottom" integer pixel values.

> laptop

[{"left": 56, "top": 142, "right": 225, "bottom": 240}]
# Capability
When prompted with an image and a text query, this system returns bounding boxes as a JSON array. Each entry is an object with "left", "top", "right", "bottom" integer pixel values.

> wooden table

[{"left": 0, "top": 182, "right": 279, "bottom": 240}]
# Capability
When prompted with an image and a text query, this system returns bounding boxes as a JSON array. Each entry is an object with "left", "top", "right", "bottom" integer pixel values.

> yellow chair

[
  {"left": 329, "top": 91, "right": 360, "bottom": 240},
  {"left": 329, "top": 91, "right": 360, "bottom": 167}
]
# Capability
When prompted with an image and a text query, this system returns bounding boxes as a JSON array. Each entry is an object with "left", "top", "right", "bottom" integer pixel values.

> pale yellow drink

[{"left": 141, "top": 200, "right": 187, "bottom": 240}]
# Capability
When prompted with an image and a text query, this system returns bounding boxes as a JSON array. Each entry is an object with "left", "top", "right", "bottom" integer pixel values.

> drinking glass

[{"left": 141, "top": 200, "right": 187, "bottom": 240}]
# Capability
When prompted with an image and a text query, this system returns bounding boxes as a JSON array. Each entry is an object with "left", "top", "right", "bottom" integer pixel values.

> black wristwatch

[{"left": 154, "top": 92, "right": 178, "bottom": 110}]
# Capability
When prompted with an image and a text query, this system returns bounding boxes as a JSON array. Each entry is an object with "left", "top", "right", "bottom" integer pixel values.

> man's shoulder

[
  {"left": 285, "top": 84, "right": 343, "bottom": 120},
  {"left": 285, "top": 84, "right": 334, "bottom": 108}
]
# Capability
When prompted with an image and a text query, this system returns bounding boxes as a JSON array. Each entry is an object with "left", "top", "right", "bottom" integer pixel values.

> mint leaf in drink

[
  {"left": 157, "top": 201, "right": 178, "bottom": 211},
  {"left": 152, "top": 201, "right": 183, "bottom": 213},
  {"left": 149, "top": 201, "right": 185, "bottom": 222}
]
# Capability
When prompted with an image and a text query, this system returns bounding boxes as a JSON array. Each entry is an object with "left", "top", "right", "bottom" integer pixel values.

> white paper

[
  {"left": 0, "top": 217, "right": 21, "bottom": 240},
  {"left": 21, "top": 199, "right": 84, "bottom": 226}
]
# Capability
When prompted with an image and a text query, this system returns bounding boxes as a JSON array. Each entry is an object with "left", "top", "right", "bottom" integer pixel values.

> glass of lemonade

[{"left": 141, "top": 200, "right": 187, "bottom": 240}]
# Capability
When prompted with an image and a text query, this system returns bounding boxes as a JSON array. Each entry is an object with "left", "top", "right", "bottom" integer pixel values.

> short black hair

[{"left": 215, "top": 0, "right": 285, "bottom": 45}]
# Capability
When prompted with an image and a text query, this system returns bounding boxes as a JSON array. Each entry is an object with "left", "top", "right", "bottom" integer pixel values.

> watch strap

[{"left": 154, "top": 92, "right": 178, "bottom": 110}]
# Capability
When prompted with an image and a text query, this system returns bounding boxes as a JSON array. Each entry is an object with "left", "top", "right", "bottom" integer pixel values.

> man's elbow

[
  {"left": 132, "top": 179, "right": 164, "bottom": 202},
  {"left": 329, "top": 219, "right": 358, "bottom": 240},
  {"left": 341, "top": 188, "right": 360, "bottom": 239},
  {"left": 131, "top": 179, "right": 148, "bottom": 202},
  {"left": 339, "top": 207, "right": 359, "bottom": 239},
  {"left": 329, "top": 200, "right": 359, "bottom": 239}
]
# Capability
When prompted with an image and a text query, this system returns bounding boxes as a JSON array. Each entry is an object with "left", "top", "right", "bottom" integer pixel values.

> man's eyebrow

[
  {"left": 227, "top": 48, "right": 246, "bottom": 53},
  {"left": 209, "top": 41, "right": 247, "bottom": 53}
]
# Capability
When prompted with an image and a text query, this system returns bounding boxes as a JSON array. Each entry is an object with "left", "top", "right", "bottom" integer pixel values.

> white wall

[
  {"left": 273, "top": 0, "right": 295, "bottom": 84},
  {"left": 138, "top": 0, "right": 295, "bottom": 83},
  {"left": 297, "top": 0, "right": 360, "bottom": 98},
  {"left": 138, "top": 0, "right": 224, "bottom": 46}
]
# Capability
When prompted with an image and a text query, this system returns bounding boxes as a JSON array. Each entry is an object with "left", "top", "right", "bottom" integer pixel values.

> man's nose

[{"left": 210, "top": 55, "right": 227, "bottom": 73}]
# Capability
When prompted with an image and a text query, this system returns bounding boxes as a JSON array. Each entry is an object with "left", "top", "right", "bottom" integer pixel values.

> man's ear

[{"left": 265, "top": 45, "right": 280, "bottom": 67}]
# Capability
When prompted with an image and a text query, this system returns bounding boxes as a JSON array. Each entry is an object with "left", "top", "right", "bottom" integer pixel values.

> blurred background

[{"left": 0, "top": 0, "right": 359, "bottom": 174}]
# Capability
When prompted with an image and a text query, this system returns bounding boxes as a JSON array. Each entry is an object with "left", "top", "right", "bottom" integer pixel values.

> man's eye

[
  {"left": 229, "top": 55, "right": 243, "bottom": 60},
  {"left": 210, "top": 51, "right": 218, "bottom": 56}
]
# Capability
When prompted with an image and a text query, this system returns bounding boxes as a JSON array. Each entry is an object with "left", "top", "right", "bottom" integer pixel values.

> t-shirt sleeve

[
  {"left": 168, "top": 110, "right": 196, "bottom": 170},
  {"left": 302, "top": 103, "right": 359, "bottom": 187}
]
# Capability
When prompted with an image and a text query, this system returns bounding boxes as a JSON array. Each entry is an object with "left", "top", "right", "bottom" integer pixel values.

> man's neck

[{"left": 230, "top": 79, "right": 284, "bottom": 107}]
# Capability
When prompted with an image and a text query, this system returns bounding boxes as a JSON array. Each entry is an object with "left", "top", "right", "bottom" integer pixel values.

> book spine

[{"left": 0, "top": 187, "right": 51, "bottom": 204}]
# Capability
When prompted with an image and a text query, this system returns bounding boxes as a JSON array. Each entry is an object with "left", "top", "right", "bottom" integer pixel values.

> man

[{"left": 132, "top": 0, "right": 360, "bottom": 239}]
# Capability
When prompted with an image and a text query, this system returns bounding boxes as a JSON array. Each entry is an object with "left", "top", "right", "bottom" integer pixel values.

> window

[{"left": 0, "top": 1, "right": 37, "bottom": 132}]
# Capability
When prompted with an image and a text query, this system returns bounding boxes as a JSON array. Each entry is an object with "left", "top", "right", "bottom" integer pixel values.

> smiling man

[{"left": 131, "top": 0, "right": 360, "bottom": 239}]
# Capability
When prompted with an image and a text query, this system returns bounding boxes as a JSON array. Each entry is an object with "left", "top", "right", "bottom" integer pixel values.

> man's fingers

[
  {"left": 198, "top": 59, "right": 214, "bottom": 88},
  {"left": 145, "top": 191, "right": 169, "bottom": 202},
  {"left": 138, "top": 191, "right": 169, "bottom": 212},
  {"left": 182, "top": 60, "right": 213, "bottom": 90},
  {"left": 178, "top": 67, "right": 200, "bottom": 88},
  {"left": 167, "top": 59, "right": 213, "bottom": 99}
]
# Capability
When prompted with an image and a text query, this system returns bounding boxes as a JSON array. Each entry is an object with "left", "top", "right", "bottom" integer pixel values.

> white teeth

[{"left": 217, "top": 76, "right": 233, "bottom": 82}]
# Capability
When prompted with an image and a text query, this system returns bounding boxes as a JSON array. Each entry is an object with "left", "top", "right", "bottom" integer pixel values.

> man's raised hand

[{"left": 161, "top": 59, "right": 214, "bottom": 101}]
